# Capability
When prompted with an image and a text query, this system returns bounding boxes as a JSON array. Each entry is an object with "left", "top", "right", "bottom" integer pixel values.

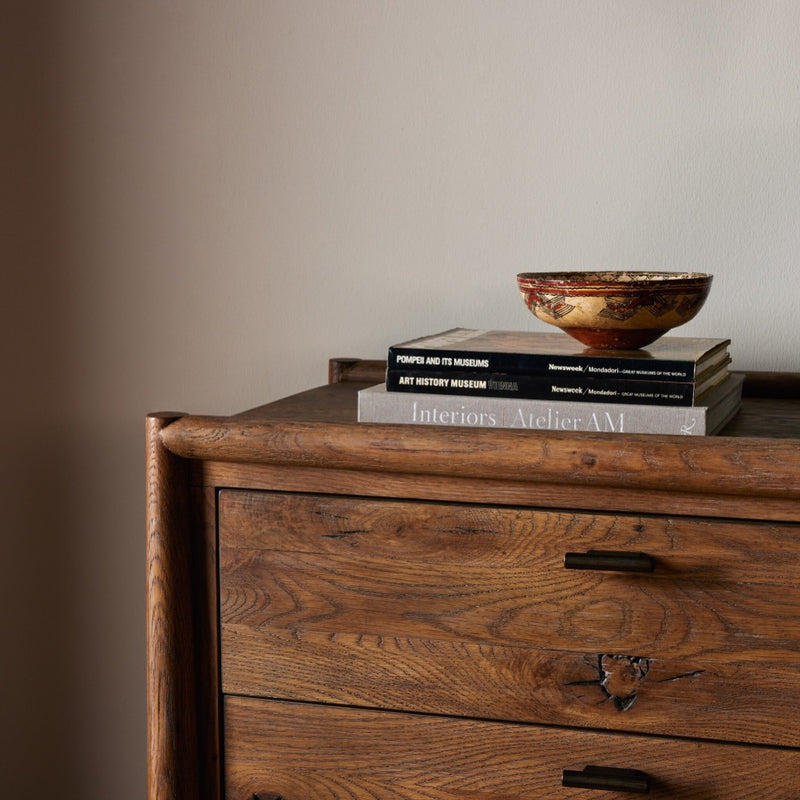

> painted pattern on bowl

[{"left": 517, "top": 271, "right": 713, "bottom": 350}]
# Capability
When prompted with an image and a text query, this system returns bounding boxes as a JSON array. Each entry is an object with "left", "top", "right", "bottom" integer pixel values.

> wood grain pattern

[
  {"left": 147, "top": 368, "right": 800, "bottom": 798},
  {"left": 192, "top": 459, "right": 800, "bottom": 522},
  {"left": 146, "top": 413, "right": 198, "bottom": 800},
  {"left": 220, "top": 491, "right": 800, "bottom": 582},
  {"left": 223, "top": 696, "right": 800, "bottom": 799},
  {"left": 162, "top": 412, "right": 800, "bottom": 498},
  {"left": 219, "top": 491, "right": 800, "bottom": 661},
  {"left": 159, "top": 378, "right": 800, "bottom": 510},
  {"left": 220, "top": 624, "right": 800, "bottom": 748},
  {"left": 191, "top": 486, "right": 221, "bottom": 799},
  {"left": 221, "top": 547, "right": 800, "bottom": 658},
  {"left": 218, "top": 491, "right": 800, "bottom": 748}
]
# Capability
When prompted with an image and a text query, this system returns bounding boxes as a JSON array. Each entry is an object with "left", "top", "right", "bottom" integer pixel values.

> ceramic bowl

[{"left": 516, "top": 271, "right": 713, "bottom": 350}]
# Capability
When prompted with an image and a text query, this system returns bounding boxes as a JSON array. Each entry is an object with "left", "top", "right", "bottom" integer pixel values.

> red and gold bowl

[{"left": 516, "top": 271, "right": 713, "bottom": 350}]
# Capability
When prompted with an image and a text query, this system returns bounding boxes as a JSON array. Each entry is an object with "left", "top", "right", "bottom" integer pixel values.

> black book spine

[
  {"left": 385, "top": 370, "right": 698, "bottom": 406},
  {"left": 387, "top": 348, "right": 697, "bottom": 382}
]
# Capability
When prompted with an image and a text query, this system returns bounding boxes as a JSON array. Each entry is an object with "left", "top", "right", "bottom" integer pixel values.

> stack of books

[{"left": 357, "top": 328, "right": 744, "bottom": 435}]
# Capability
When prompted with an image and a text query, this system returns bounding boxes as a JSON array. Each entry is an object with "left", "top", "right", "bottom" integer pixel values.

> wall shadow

[{"left": 1, "top": 4, "right": 87, "bottom": 795}]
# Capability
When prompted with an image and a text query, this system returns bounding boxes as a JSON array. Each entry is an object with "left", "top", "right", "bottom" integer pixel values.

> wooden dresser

[{"left": 146, "top": 361, "right": 800, "bottom": 799}]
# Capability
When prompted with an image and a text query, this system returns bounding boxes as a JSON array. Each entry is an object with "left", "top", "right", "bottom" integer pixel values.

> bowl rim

[{"left": 517, "top": 270, "right": 713, "bottom": 289}]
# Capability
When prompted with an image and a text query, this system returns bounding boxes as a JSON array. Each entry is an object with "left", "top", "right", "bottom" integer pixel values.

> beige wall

[{"left": 3, "top": 2, "right": 799, "bottom": 796}]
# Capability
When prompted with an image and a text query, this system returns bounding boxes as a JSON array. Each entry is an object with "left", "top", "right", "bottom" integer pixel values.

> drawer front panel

[
  {"left": 219, "top": 490, "right": 800, "bottom": 746},
  {"left": 223, "top": 696, "right": 800, "bottom": 800}
]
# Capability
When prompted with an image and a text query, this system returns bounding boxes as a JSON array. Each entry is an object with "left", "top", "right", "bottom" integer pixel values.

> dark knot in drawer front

[
  {"left": 599, "top": 654, "right": 651, "bottom": 711},
  {"left": 566, "top": 654, "right": 651, "bottom": 712}
]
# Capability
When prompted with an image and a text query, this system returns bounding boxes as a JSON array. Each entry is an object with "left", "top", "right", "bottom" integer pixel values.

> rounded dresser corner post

[
  {"left": 329, "top": 357, "right": 360, "bottom": 384},
  {"left": 146, "top": 413, "right": 199, "bottom": 800}
]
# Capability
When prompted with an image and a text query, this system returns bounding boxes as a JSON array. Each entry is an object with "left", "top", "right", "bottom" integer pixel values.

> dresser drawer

[
  {"left": 223, "top": 696, "right": 800, "bottom": 799},
  {"left": 218, "top": 490, "right": 800, "bottom": 747}
]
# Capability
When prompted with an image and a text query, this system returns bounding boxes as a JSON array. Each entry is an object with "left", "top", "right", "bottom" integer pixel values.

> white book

[{"left": 358, "top": 373, "right": 744, "bottom": 436}]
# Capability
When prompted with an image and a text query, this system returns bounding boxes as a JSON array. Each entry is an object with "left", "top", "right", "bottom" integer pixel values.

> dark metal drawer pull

[
  {"left": 253, "top": 794, "right": 284, "bottom": 800},
  {"left": 562, "top": 764, "right": 650, "bottom": 793},
  {"left": 564, "top": 550, "right": 654, "bottom": 573}
]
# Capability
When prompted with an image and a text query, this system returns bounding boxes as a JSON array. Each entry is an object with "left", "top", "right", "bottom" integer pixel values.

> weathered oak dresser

[{"left": 146, "top": 360, "right": 800, "bottom": 799}]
